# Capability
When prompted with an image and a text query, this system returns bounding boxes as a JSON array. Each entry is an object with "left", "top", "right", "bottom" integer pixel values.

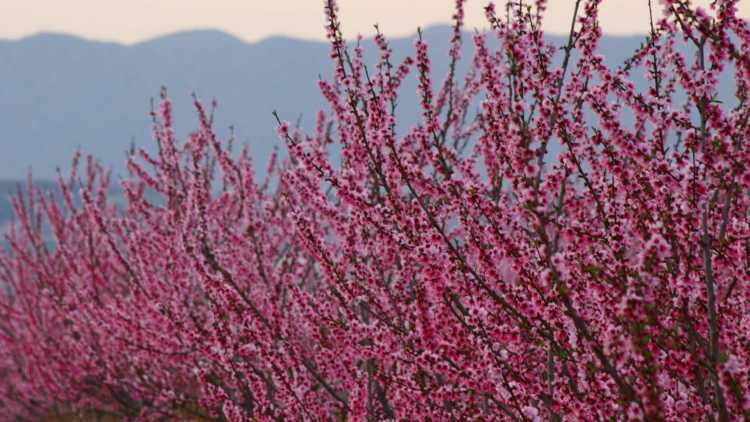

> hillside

[{"left": 0, "top": 28, "right": 656, "bottom": 181}]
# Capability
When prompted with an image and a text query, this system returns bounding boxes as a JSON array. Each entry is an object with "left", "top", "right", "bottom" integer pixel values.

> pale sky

[{"left": 2, "top": 1, "right": 749, "bottom": 44}]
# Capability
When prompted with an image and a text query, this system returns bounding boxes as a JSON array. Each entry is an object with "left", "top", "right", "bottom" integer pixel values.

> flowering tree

[{"left": 1, "top": 0, "right": 750, "bottom": 420}]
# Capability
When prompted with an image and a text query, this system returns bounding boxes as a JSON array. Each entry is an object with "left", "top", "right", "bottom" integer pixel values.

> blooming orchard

[{"left": 1, "top": 0, "right": 749, "bottom": 420}]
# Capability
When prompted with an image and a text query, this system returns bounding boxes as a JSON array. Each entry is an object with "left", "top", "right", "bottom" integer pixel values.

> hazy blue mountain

[
  {"left": 2, "top": 26, "right": 737, "bottom": 230},
  {"left": 0, "top": 27, "right": 656, "bottom": 181}
]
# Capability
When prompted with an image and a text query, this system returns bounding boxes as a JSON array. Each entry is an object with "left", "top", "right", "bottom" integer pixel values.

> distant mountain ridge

[
  {"left": 0, "top": 27, "right": 656, "bottom": 181},
  {"left": 3, "top": 26, "right": 739, "bottom": 231}
]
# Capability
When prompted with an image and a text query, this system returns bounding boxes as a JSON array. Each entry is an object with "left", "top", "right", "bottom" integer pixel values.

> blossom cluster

[{"left": 1, "top": 0, "right": 749, "bottom": 420}]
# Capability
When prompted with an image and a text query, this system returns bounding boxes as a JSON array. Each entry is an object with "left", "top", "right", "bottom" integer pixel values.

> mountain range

[
  {"left": 0, "top": 26, "right": 732, "bottom": 230},
  {"left": 0, "top": 27, "right": 659, "bottom": 179}
]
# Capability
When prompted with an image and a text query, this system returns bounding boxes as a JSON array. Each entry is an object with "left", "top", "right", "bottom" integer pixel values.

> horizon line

[{"left": 1, "top": 25, "right": 654, "bottom": 47}]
